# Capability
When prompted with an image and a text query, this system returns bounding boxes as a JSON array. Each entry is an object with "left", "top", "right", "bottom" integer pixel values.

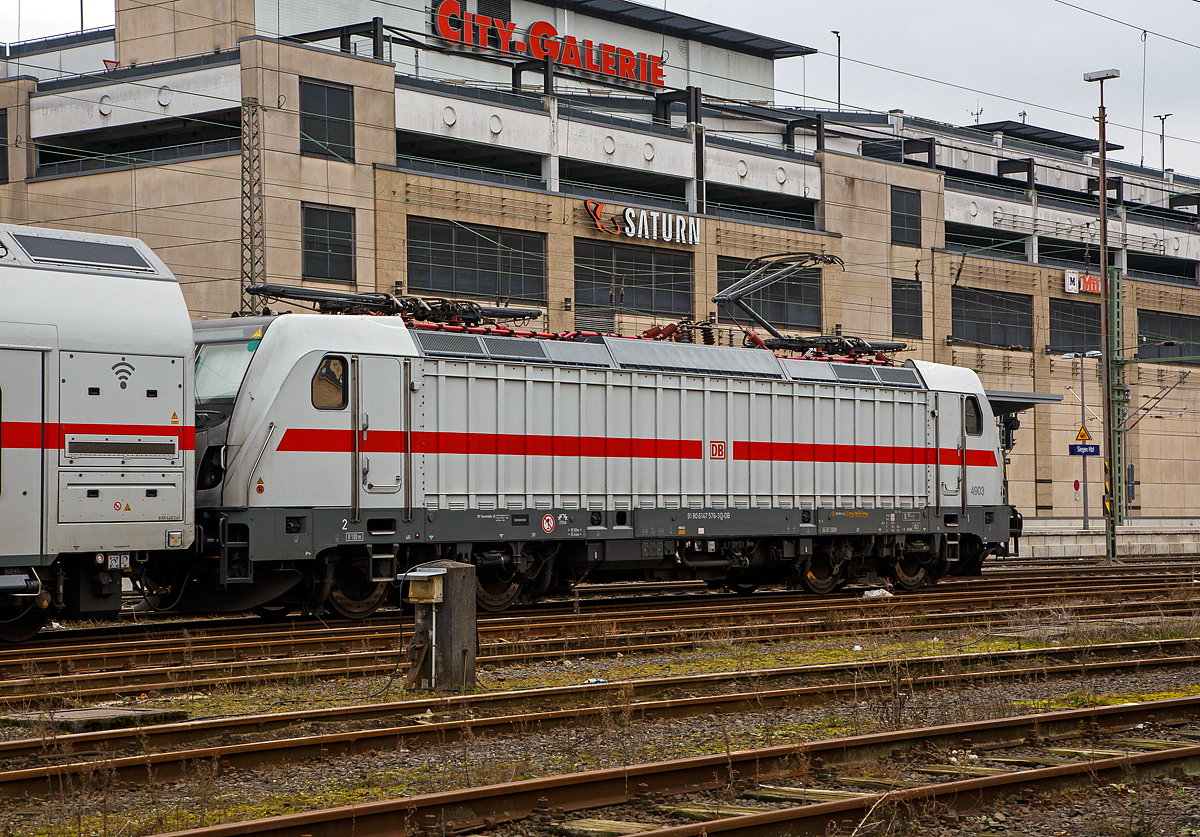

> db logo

[
  {"left": 541, "top": 514, "right": 556, "bottom": 534},
  {"left": 710, "top": 441, "right": 726, "bottom": 460}
]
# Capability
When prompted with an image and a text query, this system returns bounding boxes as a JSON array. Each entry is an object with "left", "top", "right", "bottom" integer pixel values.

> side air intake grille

[
  {"left": 413, "top": 331, "right": 487, "bottom": 358},
  {"left": 481, "top": 336, "right": 547, "bottom": 360}
]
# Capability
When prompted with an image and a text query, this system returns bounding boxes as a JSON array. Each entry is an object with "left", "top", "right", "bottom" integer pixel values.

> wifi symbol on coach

[{"left": 112, "top": 361, "right": 135, "bottom": 389}]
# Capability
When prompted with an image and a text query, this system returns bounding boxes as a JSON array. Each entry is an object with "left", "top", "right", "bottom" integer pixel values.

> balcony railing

[{"left": 37, "top": 137, "right": 239, "bottom": 177}]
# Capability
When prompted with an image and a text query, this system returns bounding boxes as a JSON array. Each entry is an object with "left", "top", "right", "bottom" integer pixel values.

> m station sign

[
  {"left": 432, "top": 0, "right": 666, "bottom": 88},
  {"left": 1065, "top": 269, "right": 1101, "bottom": 295}
]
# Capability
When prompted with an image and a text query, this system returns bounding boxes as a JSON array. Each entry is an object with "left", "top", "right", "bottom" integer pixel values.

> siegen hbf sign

[
  {"left": 586, "top": 200, "right": 701, "bottom": 246},
  {"left": 433, "top": 0, "right": 666, "bottom": 88}
]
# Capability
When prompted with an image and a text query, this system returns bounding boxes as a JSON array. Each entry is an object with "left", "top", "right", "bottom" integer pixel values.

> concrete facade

[{"left": 3, "top": 0, "right": 1200, "bottom": 528}]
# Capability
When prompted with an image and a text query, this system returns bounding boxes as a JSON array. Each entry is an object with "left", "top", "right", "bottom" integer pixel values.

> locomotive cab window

[
  {"left": 312, "top": 356, "right": 348, "bottom": 409},
  {"left": 965, "top": 396, "right": 983, "bottom": 436}
]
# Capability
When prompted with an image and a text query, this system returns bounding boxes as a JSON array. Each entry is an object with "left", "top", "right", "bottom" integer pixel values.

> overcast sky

[{"left": 4, "top": 0, "right": 1198, "bottom": 177}]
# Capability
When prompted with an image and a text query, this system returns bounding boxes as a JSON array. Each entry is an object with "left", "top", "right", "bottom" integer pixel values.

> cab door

[
  {"left": 353, "top": 356, "right": 403, "bottom": 514},
  {"left": 934, "top": 391, "right": 965, "bottom": 514},
  {"left": 0, "top": 350, "right": 46, "bottom": 559}
]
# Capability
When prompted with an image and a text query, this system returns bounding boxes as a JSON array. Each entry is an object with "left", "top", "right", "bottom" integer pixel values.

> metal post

[
  {"left": 1154, "top": 113, "right": 1171, "bottom": 173},
  {"left": 831, "top": 31, "right": 841, "bottom": 112},
  {"left": 1085, "top": 69, "right": 1120, "bottom": 563},
  {"left": 240, "top": 97, "right": 265, "bottom": 316},
  {"left": 1080, "top": 359, "right": 1089, "bottom": 530}
]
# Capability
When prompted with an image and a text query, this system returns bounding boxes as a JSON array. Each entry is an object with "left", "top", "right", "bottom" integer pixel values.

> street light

[
  {"left": 1063, "top": 350, "right": 1101, "bottom": 530},
  {"left": 1084, "top": 68, "right": 1120, "bottom": 564},
  {"left": 1154, "top": 113, "right": 1172, "bottom": 173},
  {"left": 831, "top": 31, "right": 842, "bottom": 112}
]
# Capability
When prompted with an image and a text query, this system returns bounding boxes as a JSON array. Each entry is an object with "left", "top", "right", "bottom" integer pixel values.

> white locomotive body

[
  {"left": 179, "top": 313, "right": 1016, "bottom": 616},
  {"left": 0, "top": 224, "right": 194, "bottom": 639}
]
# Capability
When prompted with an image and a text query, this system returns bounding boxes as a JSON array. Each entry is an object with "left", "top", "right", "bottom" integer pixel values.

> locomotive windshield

[{"left": 195, "top": 340, "right": 258, "bottom": 404}]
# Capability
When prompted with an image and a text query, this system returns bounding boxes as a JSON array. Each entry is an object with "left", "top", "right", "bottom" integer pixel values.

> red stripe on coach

[{"left": 0, "top": 422, "right": 194, "bottom": 450}]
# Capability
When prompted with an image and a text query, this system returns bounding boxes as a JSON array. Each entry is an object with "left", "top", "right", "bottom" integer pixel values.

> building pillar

[
  {"left": 542, "top": 96, "right": 559, "bottom": 191},
  {"left": 1026, "top": 189, "right": 1039, "bottom": 264},
  {"left": 1030, "top": 270, "right": 1055, "bottom": 518}
]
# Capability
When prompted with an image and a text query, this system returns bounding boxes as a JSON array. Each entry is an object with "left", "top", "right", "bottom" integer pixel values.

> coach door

[
  {"left": 351, "top": 355, "right": 403, "bottom": 519},
  {"left": 934, "top": 392, "right": 965, "bottom": 515},
  {"left": 0, "top": 350, "right": 46, "bottom": 559}
]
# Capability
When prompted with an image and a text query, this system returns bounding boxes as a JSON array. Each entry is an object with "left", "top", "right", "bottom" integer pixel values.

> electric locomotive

[
  {"left": 148, "top": 280, "right": 1021, "bottom": 619},
  {"left": 0, "top": 224, "right": 195, "bottom": 641}
]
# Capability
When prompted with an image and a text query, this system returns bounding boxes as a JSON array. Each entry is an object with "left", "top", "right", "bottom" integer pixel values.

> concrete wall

[{"left": 116, "top": 0, "right": 255, "bottom": 67}]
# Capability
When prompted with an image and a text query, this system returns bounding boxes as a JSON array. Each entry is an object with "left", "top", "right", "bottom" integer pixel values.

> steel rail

[
  {"left": 629, "top": 745, "right": 1200, "bottom": 837},
  {"left": 7, "top": 641, "right": 1200, "bottom": 799},
  {"left": 9, "top": 635, "right": 1196, "bottom": 764},
  {"left": 5, "top": 594, "right": 1198, "bottom": 702},
  {"left": 15, "top": 574, "right": 1196, "bottom": 674},
  {"left": 139, "top": 695, "right": 1200, "bottom": 837}
]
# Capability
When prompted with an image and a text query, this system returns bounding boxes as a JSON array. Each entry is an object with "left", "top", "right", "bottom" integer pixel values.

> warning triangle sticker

[
  {"left": 124, "top": 504, "right": 131, "bottom": 511},
  {"left": 1075, "top": 425, "right": 1092, "bottom": 442},
  {"left": 171, "top": 412, "right": 179, "bottom": 424}
]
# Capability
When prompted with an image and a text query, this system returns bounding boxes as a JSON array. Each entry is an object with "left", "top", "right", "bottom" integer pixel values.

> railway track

[
  {"left": 5, "top": 636, "right": 1199, "bottom": 801},
  {"left": 132, "top": 695, "right": 1200, "bottom": 837},
  {"left": 5, "top": 572, "right": 1198, "bottom": 703},
  {"left": 5, "top": 577, "right": 1198, "bottom": 703}
]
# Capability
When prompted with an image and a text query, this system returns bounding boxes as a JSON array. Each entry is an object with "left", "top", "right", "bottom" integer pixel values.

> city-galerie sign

[
  {"left": 433, "top": 0, "right": 666, "bottom": 88},
  {"left": 586, "top": 200, "right": 701, "bottom": 246}
]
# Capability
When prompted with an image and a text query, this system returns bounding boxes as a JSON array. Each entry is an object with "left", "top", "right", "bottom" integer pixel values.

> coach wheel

[
  {"left": 476, "top": 567, "right": 524, "bottom": 612},
  {"left": 890, "top": 555, "right": 928, "bottom": 591},
  {"left": 326, "top": 559, "right": 389, "bottom": 620},
  {"left": 800, "top": 554, "right": 845, "bottom": 596},
  {"left": 0, "top": 606, "right": 47, "bottom": 643},
  {"left": 251, "top": 598, "right": 297, "bottom": 621}
]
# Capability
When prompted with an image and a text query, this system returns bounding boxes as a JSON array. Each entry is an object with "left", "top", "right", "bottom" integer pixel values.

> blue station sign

[{"left": 1069, "top": 444, "right": 1100, "bottom": 456}]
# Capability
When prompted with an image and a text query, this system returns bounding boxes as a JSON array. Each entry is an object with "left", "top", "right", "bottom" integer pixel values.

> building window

[
  {"left": 407, "top": 217, "right": 546, "bottom": 304},
  {"left": 891, "top": 186, "right": 921, "bottom": 247},
  {"left": 302, "top": 204, "right": 355, "bottom": 283},
  {"left": 1048, "top": 298, "right": 1100, "bottom": 353},
  {"left": 716, "top": 256, "right": 819, "bottom": 329},
  {"left": 951, "top": 286, "right": 1033, "bottom": 348},
  {"left": 300, "top": 79, "right": 354, "bottom": 162},
  {"left": 0, "top": 109, "right": 7, "bottom": 183},
  {"left": 574, "top": 240, "right": 692, "bottom": 319},
  {"left": 1138, "top": 309, "right": 1200, "bottom": 365},
  {"left": 891, "top": 278, "right": 922, "bottom": 339}
]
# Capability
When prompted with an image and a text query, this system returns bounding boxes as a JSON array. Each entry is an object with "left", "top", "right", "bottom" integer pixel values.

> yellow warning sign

[
  {"left": 171, "top": 412, "right": 180, "bottom": 425},
  {"left": 256, "top": 478, "right": 265, "bottom": 495},
  {"left": 1075, "top": 425, "right": 1092, "bottom": 442},
  {"left": 124, "top": 504, "right": 131, "bottom": 511}
]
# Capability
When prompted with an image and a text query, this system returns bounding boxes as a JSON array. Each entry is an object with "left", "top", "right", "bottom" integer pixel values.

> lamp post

[
  {"left": 1063, "top": 350, "right": 1101, "bottom": 530},
  {"left": 1154, "top": 113, "right": 1171, "bottom": 173},
  {"left": 831, "top": 31, "right": 841, "bottom": 112},
  {"left": 1084, "top": 68, "right": 1120, "bottom": 563}
]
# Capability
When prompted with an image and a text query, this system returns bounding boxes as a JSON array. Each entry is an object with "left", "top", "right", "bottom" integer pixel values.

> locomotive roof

[
  {"left": 198, "top": 313, "right": 932, "bottom": 390},
  {"left": 0, "top": 224, "right": 191, "bottom": 356},
  {"left": 0, "top": 224, "right": 176, "bottom": 280}
]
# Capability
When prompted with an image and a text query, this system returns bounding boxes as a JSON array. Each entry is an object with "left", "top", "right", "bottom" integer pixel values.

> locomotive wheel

[
  {"left": 476, "top": 567, "right": 524, "bottom": 612},
  {"left": 800, "top": 555, "right": 845, "bottom": 595},
  {"left": 726, "top": 579, "right": 759, "bottom": 595},
  {"left": 0, "top": 606, "right": 47, "bottom": 643},
  {"left": 890, "top": 555, "right": 929, "bottom": 591},
  {"left": 326, "top": 560, "right": 389, "bottom": 620}
]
